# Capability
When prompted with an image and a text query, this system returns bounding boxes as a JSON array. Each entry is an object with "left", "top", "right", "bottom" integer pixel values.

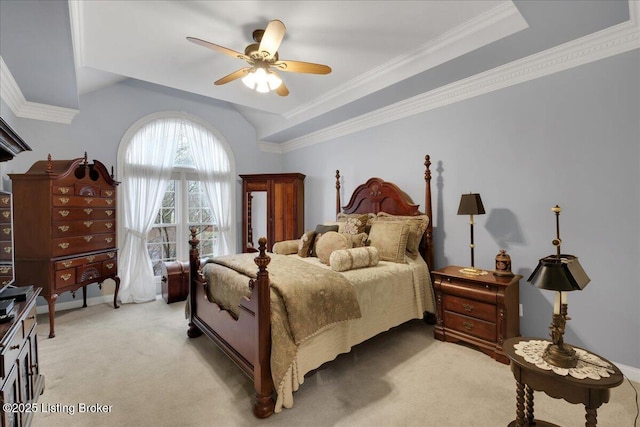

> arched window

[{"left": 117, "top": 112, "right": 236, "bottom": 304}]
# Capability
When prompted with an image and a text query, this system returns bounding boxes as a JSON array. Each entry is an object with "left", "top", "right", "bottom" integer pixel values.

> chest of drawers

[
  {"left": 0, "top": 288, "right": 44, "bottom": 427},
  {"left": 10, "top": 154, "right": 120, "bottom": 338},
  {"left": 432, "top": 265, "right": 521, "bottom": 364}
]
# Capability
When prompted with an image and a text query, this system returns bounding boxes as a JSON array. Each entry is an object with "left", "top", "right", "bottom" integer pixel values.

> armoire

[{"left": 239, "top": 173, "right": 305, "bottom": 253}]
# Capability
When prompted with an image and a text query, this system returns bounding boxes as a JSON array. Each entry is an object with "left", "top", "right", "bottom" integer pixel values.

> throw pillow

[
  {"left": 367, "top": 221, "right": 410, "bottom": 263},
  {"left": 315, "top": 231, "right": 351, "bottom": 264},
  {"left": 330, "top": 247, "right": 379, "bottom": 272},
  {"left": 297, "top": 230, "right": 317, "bottom": 257},
  {"left": 311, "top": 224, "right": 340, "bottom": 257}
]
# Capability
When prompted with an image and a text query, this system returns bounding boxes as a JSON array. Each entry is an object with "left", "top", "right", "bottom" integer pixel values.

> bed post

[
  {"left": 252, "top": 237, "right": 274, "bottom": 418},
  {"left": 335, "top": 170, "right": 341, "bottom": 217},
  {"left": 187, "top": 226, "right": 203, "bottom": 338},
  {"left": 424, "top": 155, "right": 434, "bottom": 272}
]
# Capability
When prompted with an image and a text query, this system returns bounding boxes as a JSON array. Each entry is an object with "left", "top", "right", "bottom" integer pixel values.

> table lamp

[
  {"left": 528, "top": 205, "right": 590, "bottom": 368},
  {"left": 457, "top": 193, "right": 485, "bottom": 274}
]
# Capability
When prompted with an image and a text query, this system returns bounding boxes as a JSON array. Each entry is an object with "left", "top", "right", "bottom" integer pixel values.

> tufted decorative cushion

[
  {"left": 337, "top": 213, "right": 374, "bottom": 234},
  {"left": 367, "top": 221, "right": 410, "bottom": 263},
  {"left": 272, "top": 240, "right": 300, "bottom": 255},
  {"left": 343, "top": 232, "right": 368, "bottom": 248},
  {"left": 297, "top": 230, "right": 317, "bottom": 257},
  {"left": 315, "top": 231, "right": 351, "bottom": 264},
  {"left": 375, "top": 212, "right": 429, "bottom": 259},
  {"left": 330, "top": 246, "right": 379, "bottom": 272},
  {"left": 311, "top": 224, "right": 339, "bottom": 257}
]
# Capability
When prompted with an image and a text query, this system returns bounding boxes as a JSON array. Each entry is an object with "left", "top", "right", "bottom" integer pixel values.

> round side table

[{"left": 503, "top": 337, "right": 623, "bottom": 427}]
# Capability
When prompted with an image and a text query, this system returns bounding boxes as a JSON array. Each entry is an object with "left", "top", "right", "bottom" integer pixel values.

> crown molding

[
  {"left": 273, "top": 3, "right": 639, "bottom": 153},
  {"left": 0, "top": 56, "right": 79, "bottom": 124},
  {"left": 259, "top": 1, "right": 527, "bottom": 139}
]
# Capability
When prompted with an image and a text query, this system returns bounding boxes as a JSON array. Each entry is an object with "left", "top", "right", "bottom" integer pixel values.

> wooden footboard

[{"left": 187, "top": 230, "right": 274, "bottom": 418}]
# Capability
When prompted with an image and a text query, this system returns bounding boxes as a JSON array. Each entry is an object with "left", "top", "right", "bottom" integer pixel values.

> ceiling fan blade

[
  {"left": 273, "top": 60, "right": 331, "bottom": 74},
  {"left": 259, "top": 20, "right": 286, "bottom": 60},
  {"left": 214, "top": 68, "right": 250, "bottom": 85},
  {"left": 275, "top": 80, "right": 289, "bottom": 97},
  {"left": 187, "top": 37, "right": 250, "bottom": 61}
]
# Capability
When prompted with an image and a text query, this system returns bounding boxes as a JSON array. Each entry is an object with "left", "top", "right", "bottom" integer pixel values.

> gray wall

[{"left": 283, "top": 50, "right": 640, "bottom": 369}]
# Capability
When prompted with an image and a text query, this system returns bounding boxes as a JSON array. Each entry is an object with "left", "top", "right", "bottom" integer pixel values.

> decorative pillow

[
  {"left": 272, "top": 240, "right": 299, "bottom": 255},
  {"left": 375, "top": 212, "right": 429, "bottom": 259},
  {"left": 297, "top": 230, "right": 317, "bottom": 257},
  {"left": 323, "top": 221, "right": 344, "bottom": 233},
  {"left": 330, "top": 247, "right": 379, "bottom": 272},
  {"left": 337, "top": 212, "right": 376, "bottom": 225},
  {"left": 342, "top": 232, "right": 368, "bottom": 248},
  {"left": 311, "top": 224, "right": 340, "bottom": 257},
  {"left": 341, "top": 214, "right": 369, "bottom": 234},
  {"left": 367, "top": 221, "right": 410, "bottom": 263},
  {"left": 315, "top": 231, "right": 351, "bottom": 264}
]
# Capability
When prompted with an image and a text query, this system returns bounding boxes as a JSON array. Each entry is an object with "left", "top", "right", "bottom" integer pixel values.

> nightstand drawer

[
  {"left": 444, "top": 294, "right": 496, "bottom": 322},
  {"left": 444, "top": 311, "right": 496, "bottom": 342},
  {"left": 439, "top": 277, "right": 497, "bottom": 304}
]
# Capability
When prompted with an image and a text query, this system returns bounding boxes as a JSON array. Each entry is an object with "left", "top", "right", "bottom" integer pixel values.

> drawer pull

[
  {"left": 4, "top": 247, "right": 11, "bottom": 254},
  {"left": 0, "top": 267, "right": 9, "bottom": 274},
  {"left": 2, "top": 211, "right": 10, "bottom": 219},
  {"left": 104, "top": 190, "right": 114, "bottom": 197},
  {"left": 105, "top": 237, "right": 113, "bottom": 243},
  {"left": 105, "top": 222, "right": 113, "bottom": 229},
  {"left": 59, "top": 210, "right": 70, "bottom": 217},
  {"left": 462, "top": 321, "right": 474, "bottom": 331},
  {"left": 84, "top": 208, "right": 93, "bottom": 215},
  {"left": 84, "top": 236, "right": 94, "bottom": 242},
  {"left": 84, "top": 198, "right": 94, "bottom": 204},
  {"left": 59, "top": 197, "right": 70, "bottom": 204},
  {"left": 84, "top": 221, "right": 94, "bottom": 227},
  {"left": 62, "top": 261, "right": 72, "bottom": 268},
  {"left": 107, "top": 252, "right": 115, "bottom": 259},
  {"left": 106, "top": 199, "right": 114, "bottom": 205},
  {"left": 58, "top": 242, "right": 70, "bottom": 249},
  {"left": 86, "top": 256, "right": 96, "bottom": 262},
  {"left": 27, "top": 315, "right": 35, "bottom": 320},
  {"left": 58, "top": 225, "right": 70, "bottom": 232},
  {"left": 0, "top": 197, "right": 9, "bottom": 204},
  {"left": 105, "top": 210, "right": 114, "bottom": 217},
  {"left": 2, "top": 227, "right": 10, "bottom": 235},
  {"left": 60, "top": 187, "right": 70, "bottom": 194},
  {"left": 10, "top": 344, "right": 19, "bottom": 350},
  {"left": 462, "top": 303, "right": 474, "bottom": 312},
  {"left": 105, "top": 263, "right": 114, "bottom": 269},
  {"left": 61, "top": 273, "right": 72, "bottom": 281}
]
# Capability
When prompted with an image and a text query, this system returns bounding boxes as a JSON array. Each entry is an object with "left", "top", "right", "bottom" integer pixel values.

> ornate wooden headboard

[{"left": 335, "top": 155, "right": 434, "bottom": 270}]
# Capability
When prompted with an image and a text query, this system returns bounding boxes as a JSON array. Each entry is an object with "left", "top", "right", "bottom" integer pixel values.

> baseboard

[
  {"left": 616, "top": 362, "right": 640, "bottom": 383},
  {"left": 35, "top": 295, "right": 113, "bottom": 315}
]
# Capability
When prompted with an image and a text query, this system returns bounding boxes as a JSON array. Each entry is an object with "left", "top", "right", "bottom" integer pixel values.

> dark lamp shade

[
  {"left": 528, "top": 255, "right": 591, "bottom": 291},
  {"left": 457, "top": 193, "right": 485, "bottom": 216}
]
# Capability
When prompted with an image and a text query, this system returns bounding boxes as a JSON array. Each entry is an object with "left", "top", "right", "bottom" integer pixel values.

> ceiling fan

[{"left": 187, "top": 20, "right": 331, "bottom": 96}]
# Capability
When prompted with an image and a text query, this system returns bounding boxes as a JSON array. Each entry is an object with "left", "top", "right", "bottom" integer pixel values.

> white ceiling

[{"left": 70, "top": 1, "right": 527, "bottom": 140}]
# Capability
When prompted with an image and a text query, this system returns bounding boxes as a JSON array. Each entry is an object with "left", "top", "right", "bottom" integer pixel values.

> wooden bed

[{"left": 187, "top": 155, "right": 435, "bottom": 418}]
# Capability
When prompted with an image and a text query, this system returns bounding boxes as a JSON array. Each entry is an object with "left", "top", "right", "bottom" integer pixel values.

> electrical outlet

[{"left": 519, "top": 304, "right": 523, "bottom": 317}]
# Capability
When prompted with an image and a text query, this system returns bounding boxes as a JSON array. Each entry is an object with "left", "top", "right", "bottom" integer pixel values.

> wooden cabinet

[
  {"left": 432, "top": 266, "right": 520, "bottom": 364},
  {"left": 0, "top": 288, "right": 44, "bottom": 427},
  {"left": 240, "top": 173, "right": 305, "bottom": 253},
  {"left": 10, "top": 154, "right": 120, "bottom": 338}
]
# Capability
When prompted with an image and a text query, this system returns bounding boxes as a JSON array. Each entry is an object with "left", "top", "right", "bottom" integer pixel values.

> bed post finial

[
  {"left": 253, "top": 236, "right": 274, "bottom": 418},
  {"left": 424, "top": 155, "right": 434, "bottom": 272},
  {"left": 336, "top": 170, "right": 341, "bottom": 217}
]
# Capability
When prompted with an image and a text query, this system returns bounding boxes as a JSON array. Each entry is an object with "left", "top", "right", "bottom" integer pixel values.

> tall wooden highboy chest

[{"left": 10, "top": 154, "right": 120, "bottom": 338}]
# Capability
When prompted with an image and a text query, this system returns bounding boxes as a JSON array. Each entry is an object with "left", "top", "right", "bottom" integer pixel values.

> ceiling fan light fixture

[{"left": 242, "top": 66, "right": 282, "bottom": 93}]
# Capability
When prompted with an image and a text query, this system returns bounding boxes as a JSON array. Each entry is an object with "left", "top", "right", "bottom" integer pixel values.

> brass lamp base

[{"left": 542, "top": 343, "right": 578, "bottom": 368}]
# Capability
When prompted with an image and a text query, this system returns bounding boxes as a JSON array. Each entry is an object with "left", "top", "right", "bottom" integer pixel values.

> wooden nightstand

[{"left": 432, "top": 265, "right": 521, "bottom": 364}]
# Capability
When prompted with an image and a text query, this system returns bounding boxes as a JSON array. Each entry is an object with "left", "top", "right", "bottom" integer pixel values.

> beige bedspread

[{"left": 203, "top": 253, "right": 362, "bottom": 394}]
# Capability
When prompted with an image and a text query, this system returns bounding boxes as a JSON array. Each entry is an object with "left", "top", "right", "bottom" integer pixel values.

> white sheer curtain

[
  {"left": 118, "top": 119, "right": 180, "bottom": 303},
  {"left": 186, "top": 122, "right": 236, "bottom": 256}
]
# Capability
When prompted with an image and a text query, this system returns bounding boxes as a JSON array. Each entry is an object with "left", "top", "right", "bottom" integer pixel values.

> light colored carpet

[{"left": 30, "top": 298, "right": 638, "bottom": 427}]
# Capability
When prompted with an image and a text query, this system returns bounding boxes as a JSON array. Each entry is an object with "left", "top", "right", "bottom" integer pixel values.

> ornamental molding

[
  {"left": 273, "top": 4, "right": 640, "bottom": 153},
  {"left": 0, "top": 56, "right": 79, "bottom": 124}
]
